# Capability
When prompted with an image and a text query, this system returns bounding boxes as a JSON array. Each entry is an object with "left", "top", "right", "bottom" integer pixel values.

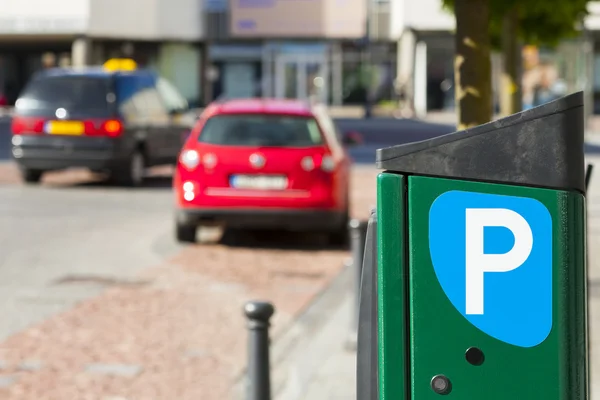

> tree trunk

[
  {"left": 453, "top": 0, "right": 493, "bottom": 130},
  {"left": 500, "top": 6, "right": 522, "bottom": 116}
]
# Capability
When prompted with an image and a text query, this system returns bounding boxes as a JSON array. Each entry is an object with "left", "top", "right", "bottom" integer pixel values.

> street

[
  {"left": 0, "top": 113, "right": 385, "bottom": 398},
  {"left": 0, "top": 0, "right": 594, "bottom": 395},
  {"left": 0, "top": 116, "right": 596, "bottom": 398},
  {"left": 0, "top": 162, "right": 376, "bottom": 398}
]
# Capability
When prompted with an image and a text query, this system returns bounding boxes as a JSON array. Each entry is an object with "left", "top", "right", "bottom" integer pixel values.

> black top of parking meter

[{"left": 376, "top": 91, "right": 585, "bottom": 193}]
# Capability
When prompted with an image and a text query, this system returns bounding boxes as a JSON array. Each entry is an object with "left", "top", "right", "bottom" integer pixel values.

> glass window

[
  {"left": 137, "top": 87, "right": 169, "bottom": 117},
  {"left": 156, "top": 77, "right": 188, "bottom": 112},
  {"left": 115, "top": 74, "right": 150, "bottom": 121},
  {"left": 341, "top": 52, "right": 367, "bottom": 105},
  {"left": 120, "top": 73, "right": 168, "bottom": 117},
  {"left": 198, "top": 114, "right": 324, "bottom": 147},
  {"left": 16, "top": 76, "right": 111, "bottom": 117}
]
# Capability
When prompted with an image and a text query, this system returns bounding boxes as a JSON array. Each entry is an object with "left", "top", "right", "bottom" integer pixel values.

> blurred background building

[{"left": 0, "top": 0, "right": 599, "bottom": 119}]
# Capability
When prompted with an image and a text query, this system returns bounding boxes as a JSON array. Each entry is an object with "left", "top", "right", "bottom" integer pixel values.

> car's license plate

[
  {"left": 230, "top": 175, "right": 288, "bottom": 190},
  {"left": 45, "top": 121, "right": 84, "bottom": 135}
]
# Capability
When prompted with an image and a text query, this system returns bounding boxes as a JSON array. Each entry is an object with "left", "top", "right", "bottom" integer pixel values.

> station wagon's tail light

[
  {"left": 202, "top": 153, "right": 218, "bottom": 169},
  {"left": 11, "top": 117, "right": 44, "bottom": 135},
  {"left": 301, "top": 154, "right": 336, "bottom": 173},
  {"left": 83, "top": 119, "right": 123, "bottom": 137},
  {"left": 101, "top": 120, "right": 123, "bottom": 137},
  {"left": 182, "top": 181, "right": 196, "bottom": 201},
  {"left": 180, "top": 149, "right": 200, "bottom": 170},
  {"left": 300, "top": 156, "right": 315, "bottom": 171},
  {"left": 321, "top": 155, "right": 336, "bottom": 172}
]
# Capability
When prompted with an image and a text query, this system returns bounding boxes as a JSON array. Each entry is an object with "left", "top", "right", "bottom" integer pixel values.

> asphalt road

[
  {"left": 0, "top": 181, "right": 182, "bottom": 340},
  {"left": 0, "top": 116, "right": 457, "bottom": 341}
]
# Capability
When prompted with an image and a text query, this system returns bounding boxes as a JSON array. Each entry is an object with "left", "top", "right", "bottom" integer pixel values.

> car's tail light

[
  {"left": 83, "top": 119, "right": 123, "bottom": 137},
  {"left": 182, "top": 181, "right": 196, "bottom": 201},
  {"left": 301, "top": 154, "right": 336, "bottom": 172},
  {"left": 300, "top": 156, "right": 315, "bottom": 171},
  {"left": 11, "top": 117, "right": 45, "bottom": 135},
  {"left": 321, "top": 155, "right": 336, "bottom": 172},
  {"left": 202, "top": 153, "right": 218, "bottom": 169},
  {"left": 180, "top": 149, "right": 200, "bottom": 170},
  {"left": 101, "top": 120, "right": 123, "bottom": 137}
]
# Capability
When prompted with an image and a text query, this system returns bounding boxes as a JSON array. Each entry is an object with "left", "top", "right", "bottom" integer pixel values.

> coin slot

[{"left": 465, "top": 347, "right": 485, "bottom": 366}]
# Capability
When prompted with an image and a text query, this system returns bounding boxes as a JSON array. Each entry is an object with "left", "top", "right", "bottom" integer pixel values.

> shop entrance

[{"left": 274, "top": 54, "right": 328, "bottom": 104}]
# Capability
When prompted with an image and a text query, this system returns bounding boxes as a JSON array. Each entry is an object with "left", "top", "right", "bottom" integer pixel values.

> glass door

[
  {"left": 305, "top": 59, "right": 328, "bottom": 104},
  {"left": 275, "top": 54, "right": 328, "bottom": 103}
]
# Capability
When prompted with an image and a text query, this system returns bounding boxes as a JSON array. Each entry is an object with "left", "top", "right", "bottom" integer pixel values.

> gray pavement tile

[
  {"left": 0, "top": 375, "right": 18, "bottom": 388},
  {"left": 85, "top": 363, "right": 143, "bottom": 378},
  {"left": 18, "top": 360, "right": 43, "bottom": 371}
]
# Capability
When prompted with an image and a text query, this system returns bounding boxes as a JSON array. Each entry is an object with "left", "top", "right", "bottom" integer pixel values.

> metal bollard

[
  {"left": 244, "top": 301, "right": 275, "bottom": 400},
  {"left": 348, "top": 218, "right": 368, "bottom": 347}
]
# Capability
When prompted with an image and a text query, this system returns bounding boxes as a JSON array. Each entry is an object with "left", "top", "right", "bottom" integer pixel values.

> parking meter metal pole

[
  {"left": 375, "top": 92, "right": 588, "bottom": 399},
  {"left": 349, "top": 219, "right": 367, "bottom": 336},
  {"left": 356, "top": 210, "right": 380, "bottom": 400},
  {"left": 244, "top": 301, "right": 275, "bottom": 400}
]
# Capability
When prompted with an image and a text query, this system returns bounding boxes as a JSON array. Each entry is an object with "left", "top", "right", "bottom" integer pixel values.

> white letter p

[{"left": 465, "top": 208, "right": 533, "bottom": 315}]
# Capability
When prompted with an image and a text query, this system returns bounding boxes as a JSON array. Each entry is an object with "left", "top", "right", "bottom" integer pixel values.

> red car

[{"left": 173, "top": 98, "right": 360, "bottom": 245}]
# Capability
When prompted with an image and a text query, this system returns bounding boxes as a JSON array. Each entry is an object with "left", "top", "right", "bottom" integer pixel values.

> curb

[{"left": 230, "top": 259, "right": 354, "bottom": 400}]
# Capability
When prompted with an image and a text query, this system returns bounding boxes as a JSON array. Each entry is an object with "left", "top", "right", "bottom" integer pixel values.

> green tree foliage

[{"left": 443, "top": 0, "right": 589, "bottom": 49}]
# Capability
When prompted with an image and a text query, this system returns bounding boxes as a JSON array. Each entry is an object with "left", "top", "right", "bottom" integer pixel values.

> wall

[
  {"left": 585, "top": 1, "right": 600, "bottom": 30},
  {"left": 87, "top": 0, "right": 160, "bottom": 39},
  {"left": 157, "top": 0, "right": 203, "bottom": 40},
  {"left": 390, "top": 0, "right": 454, "bottom": 39},
  {"left": 0, "top": 0, "right": 89, "bottom": 34},
  {"left": 323, "top": 0, "right": 367, "bottom": 38},
  {"left": 230, "top": 0, "right": 365, "bottom": 38},
  {"left": 88, "top": 0, "right": 202, "bottom": 40}
]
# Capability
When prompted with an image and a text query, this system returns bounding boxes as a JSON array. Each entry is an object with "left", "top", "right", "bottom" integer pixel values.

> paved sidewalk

[
  {"left": 296, "top": 295, "right": 356, "bottom": 400},
  {"left": 268, "top": 155, "right": 600, "bottom": 400},
  {"left": 254, "top": 263, "right": 357, "bottom": 400}
]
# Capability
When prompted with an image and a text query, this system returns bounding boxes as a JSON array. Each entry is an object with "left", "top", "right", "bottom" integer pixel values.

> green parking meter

[{"left": 369, "top": 92, "right": 588, "bottom": 399}]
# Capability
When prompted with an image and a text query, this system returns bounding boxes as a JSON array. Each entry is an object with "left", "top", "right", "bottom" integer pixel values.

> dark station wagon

[{"left": 10, "top": 58, "right": 195, "bottom": 186}]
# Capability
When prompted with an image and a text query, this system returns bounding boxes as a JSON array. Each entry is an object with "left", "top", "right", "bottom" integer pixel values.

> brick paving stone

[{"left": 0, "top": 165, "right": 379, "bottom": 400}]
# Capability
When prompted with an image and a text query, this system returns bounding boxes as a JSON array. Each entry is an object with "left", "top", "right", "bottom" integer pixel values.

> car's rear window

[
  {"left": 198, "top": 114, "right": 324, "bottom": 147},
  {"left": 15, "top": 76, "right": 111, "bottom": 118}
]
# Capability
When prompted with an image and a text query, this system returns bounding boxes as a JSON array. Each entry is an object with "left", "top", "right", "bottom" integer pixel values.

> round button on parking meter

[{"left": 431, "top": 374, "right": 452, "bottom": 395}]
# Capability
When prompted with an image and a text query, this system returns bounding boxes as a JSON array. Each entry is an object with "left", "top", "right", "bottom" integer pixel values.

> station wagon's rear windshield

[
  {"left": 198, "top": 114, "right": 324, "bottom": 147},
  {"left": 15, "top": 76, "right": 112, "bottom": 118}
]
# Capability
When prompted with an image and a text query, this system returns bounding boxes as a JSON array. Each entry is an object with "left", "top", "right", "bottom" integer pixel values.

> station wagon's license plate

[
  {"left": 45, "top": 120, "right": 84, "bottom": 135},
  {"left": 230, "top": 175, "right": 288, "bottom": 190}
]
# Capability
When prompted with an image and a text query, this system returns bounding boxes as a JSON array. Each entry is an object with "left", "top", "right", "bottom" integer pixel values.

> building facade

[
  {"left": 0, "top": 0, "right": 597, "bottom": 114},
  {"left": 0, "top": 0, "right": 204, "bottom": 106},
  {"left": 203, "top": 0, "right": 399, "bottom": 107}
]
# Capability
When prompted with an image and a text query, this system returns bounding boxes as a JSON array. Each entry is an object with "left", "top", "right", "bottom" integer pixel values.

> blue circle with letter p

[{"left": 429, "top": 190, "right": 553, "bottom": 348}]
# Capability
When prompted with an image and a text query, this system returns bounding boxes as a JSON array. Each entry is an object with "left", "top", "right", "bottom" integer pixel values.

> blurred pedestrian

[
  {"left": 393, "top": 78, "right": 415, "bottom": 119},
  {"left": 41, "top": 52, "right": 56, "bottom": 69},
  {"left": 532, "top": 65, "right": 561, "bottom": 107}
]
